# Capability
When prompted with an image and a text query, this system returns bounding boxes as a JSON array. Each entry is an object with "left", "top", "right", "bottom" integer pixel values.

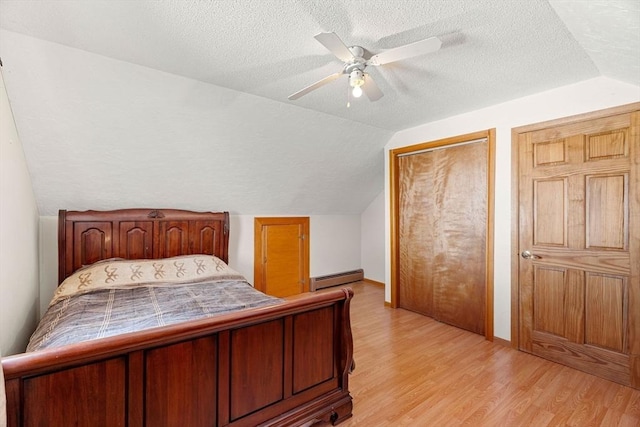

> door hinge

[{"left": 299, "top": 234, "right": 306, "bottom": 240}]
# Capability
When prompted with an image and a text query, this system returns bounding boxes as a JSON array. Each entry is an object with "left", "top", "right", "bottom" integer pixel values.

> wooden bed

[{"left": 2, "top": 209, "right": 354, "bottom": 427}]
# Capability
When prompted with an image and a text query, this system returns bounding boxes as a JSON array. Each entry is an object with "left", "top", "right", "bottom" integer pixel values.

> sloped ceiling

[{"left": 0, "top": 0, "right": 638, "bottom": 216}]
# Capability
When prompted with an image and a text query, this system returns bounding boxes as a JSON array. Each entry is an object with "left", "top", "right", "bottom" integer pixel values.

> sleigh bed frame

[{"left": 2, "top": 208, "right": 353, "bottom": 426}]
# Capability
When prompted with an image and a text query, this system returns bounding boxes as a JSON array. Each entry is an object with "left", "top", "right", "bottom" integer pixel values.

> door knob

[{"left": 521, "top": 250, "right": 541, "bottom": 260}]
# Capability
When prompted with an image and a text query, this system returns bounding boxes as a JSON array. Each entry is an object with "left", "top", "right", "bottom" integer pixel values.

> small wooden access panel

[{"left": 254, "top": 217, "right": 310, "bottom": 297}]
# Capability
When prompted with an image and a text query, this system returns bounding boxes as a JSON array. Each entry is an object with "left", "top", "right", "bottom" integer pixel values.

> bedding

[{"left": 27, "top": 255, "right": 281, "bottom": 352}]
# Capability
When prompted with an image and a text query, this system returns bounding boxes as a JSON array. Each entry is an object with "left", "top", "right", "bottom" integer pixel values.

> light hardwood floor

[{"left": 317, "top": 282, "right": 640, "bottom": 426}]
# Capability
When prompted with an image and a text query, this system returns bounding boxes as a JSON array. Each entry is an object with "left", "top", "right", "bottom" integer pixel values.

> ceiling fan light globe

[
  {"left": 349, "top": 69, "right": 365, "bottom": 88},
  {"left": 352, "top": 86, "right": 363, "bottom": 98}
]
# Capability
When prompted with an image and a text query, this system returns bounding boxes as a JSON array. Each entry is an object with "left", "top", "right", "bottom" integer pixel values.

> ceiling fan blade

[
  {"left": 288, "top": 72, "right": 343, "bottom": 100},
  {"left": 367, "top": 36, "right": 442, "bottom": 66},
  {"left": 314, "top": 32, "right": 354, "bottom": 62},
  {"left": 362, "top": 73, "right": 384, "bottom": 101}
]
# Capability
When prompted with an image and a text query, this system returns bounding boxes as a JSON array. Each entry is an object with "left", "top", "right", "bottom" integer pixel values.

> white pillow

[{"left": 51, "top": 254, "right": 245, "bottom": 305}]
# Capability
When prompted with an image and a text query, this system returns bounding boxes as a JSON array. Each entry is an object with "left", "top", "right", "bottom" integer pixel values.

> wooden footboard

[{"left": 2, "top": 288, "right": 354, "bottom": 427}]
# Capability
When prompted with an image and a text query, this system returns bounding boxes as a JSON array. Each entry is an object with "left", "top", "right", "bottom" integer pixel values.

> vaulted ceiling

[{"left": 0, "top": 0, "right": 638, "bottom": 216}]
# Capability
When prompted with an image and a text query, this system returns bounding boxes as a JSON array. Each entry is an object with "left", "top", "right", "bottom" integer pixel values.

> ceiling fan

[{"left": 288, "top": 32, "right": 442, "bottom": 103}]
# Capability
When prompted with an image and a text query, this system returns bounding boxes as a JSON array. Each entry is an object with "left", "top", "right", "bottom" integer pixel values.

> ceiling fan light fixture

[
  {"left": 290, "top": 32, "right": 441, "bottom": 102},
  {"left": 348, "top": 69, "right": 365, "bottom": 88}
]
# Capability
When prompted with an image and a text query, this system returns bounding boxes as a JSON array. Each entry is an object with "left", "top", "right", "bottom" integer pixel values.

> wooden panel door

[
  {"left": 254, "top": 217, "right": 309, "bottom": 297},
  {"left": 398, "top": 140, "right": 488, "bottom": 335},
  {"left": 516, "top": 106, "right": 639, "bottom": 388}
]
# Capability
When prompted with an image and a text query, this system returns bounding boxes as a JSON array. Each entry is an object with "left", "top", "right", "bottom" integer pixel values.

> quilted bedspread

[
  {"left": 27, "top": 279, "right": 281, "bottom": 351},
  {"left": 27, "top": 255, "right": 282, "bottom": 351}
]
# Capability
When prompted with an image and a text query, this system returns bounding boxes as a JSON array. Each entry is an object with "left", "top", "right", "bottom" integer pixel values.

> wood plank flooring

[{"left": 316, "top": 282, "right": 640, "bottom": 426}]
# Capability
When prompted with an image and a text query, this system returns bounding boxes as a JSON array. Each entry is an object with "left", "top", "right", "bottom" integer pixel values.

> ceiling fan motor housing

[
  {"left": 348, "top": 45, "right": 365, "bottom": 58},
  {"left": 345, "top": 46, "right": 367, "bottom": 88}
]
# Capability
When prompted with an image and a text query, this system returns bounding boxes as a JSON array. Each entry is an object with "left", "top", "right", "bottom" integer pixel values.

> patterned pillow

[{"left": 52, "top": 255, "right": 245, "bottom": 305}]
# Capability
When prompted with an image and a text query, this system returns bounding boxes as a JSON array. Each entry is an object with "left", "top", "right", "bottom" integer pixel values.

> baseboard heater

[{"left": 310, "top": 269, "right": 364, "bottom": 291}]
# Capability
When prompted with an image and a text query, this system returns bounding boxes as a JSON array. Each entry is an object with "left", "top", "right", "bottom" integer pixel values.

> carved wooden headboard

[{"left": 58, "top": 209, "right": 230, "bottom": 284}]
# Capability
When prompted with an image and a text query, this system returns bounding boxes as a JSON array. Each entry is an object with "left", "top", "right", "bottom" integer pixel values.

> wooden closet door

[{"left": 398, "top": 141, "right": 487, "bottom": 335}]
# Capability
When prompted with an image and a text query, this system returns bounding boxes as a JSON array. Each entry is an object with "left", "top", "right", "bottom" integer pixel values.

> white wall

[
  {"left": 310, "top": 215, "right": 361, "bottom": 277},
  {"left": 38, "top": 216, "right": 58, "bottom": 316},
  {"left": 0, "top": 343, "right": 4, "bottom": 427},
  {"left": 384, "top": 76, "right": 640, "bottom": 341},
  {"left": 0, "top": 68, "right": 40, "bottom": 356},
  {"left": 361, "top": 191, "right": 385, "bottom": 283},
  {"left": 39, "top": 213, "right": 363, "bottom": 310}
]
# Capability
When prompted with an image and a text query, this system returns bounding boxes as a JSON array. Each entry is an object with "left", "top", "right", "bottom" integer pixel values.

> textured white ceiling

[
  {"left": 0, "top": 0, "right": 638, "bottom": 216},
  {"left": 1, "top": 0, "right": 615, "bottom": 130},
  {"left": 549, "top": 0, "right": 640, "bottom": 85}
]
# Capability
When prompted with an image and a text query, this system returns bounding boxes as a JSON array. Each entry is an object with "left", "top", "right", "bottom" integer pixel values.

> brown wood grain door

[
  {"left": 254, "top": 217, "right": 309, "bottom": 297},
  {"left": 515, "top": 105, "right": 640, "bottom": 388},
  {"left": 398, "top": 139, "right": 489, "bottom": 335}
]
